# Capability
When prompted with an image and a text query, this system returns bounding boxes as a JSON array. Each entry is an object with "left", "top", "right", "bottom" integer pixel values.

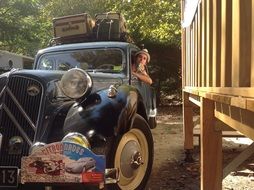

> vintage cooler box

[
  {"left": 94, "top": 12, "right": 127, "bottom": 41},
  {"left": 53, "top": 13, "right": 94, "bottom": 43}
]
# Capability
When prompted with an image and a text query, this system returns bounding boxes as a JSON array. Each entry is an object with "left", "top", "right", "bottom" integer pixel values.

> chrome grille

[{"left": 0, "top": 76, "right": 43, "bottom": 167}]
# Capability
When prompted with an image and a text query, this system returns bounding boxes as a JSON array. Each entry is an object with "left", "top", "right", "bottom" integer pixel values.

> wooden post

[
  {"left": 200, "top": 97, "right": 222, "bottom": 190},
  {"left": 183, "top": 92, "right": 194, "bottom": 150}
]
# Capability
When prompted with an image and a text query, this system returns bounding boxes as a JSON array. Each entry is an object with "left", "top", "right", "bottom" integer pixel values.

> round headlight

[
  {"left": 62, "top": 132, "right": 90, "bottom": 149},
  {"left": 60, "top": 68, "right": 92, "bottom": 99}
]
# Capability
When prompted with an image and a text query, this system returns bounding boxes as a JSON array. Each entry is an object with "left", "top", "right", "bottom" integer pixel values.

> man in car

[{"left": 132, "top": 49, "right": 153, "bottom": 85}]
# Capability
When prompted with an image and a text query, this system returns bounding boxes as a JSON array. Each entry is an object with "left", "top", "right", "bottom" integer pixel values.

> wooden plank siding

[
  {"left": 252, "top": 0, "right": 254, "bottom": 86},
  {"left": 220, "top": 0, "right": 232, "bottom": 87},
  {"left": 182, "top": 0, "right": 254, "bottom": 136},
  {"left": 206, "top": 0, "right": 213, "bottom": 87},
  {"left": 181, "top": 0, "right": 254, "bottom": 189},
  {"left": 232, "top": 0, "right": 252, "bottom": 87},
  {"left": 201, "top": 0, "right": 207, "bottom": 87},
  {"left": 212, "top": 0, "right": 221, "bottom": 87},
  {"left": 197, "top": 4, "right": 202, "bottom": 87}
]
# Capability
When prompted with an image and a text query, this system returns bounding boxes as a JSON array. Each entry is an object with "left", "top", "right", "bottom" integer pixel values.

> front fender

[{"left": 63, "top": 85, "right": 139, "bottom": 139}]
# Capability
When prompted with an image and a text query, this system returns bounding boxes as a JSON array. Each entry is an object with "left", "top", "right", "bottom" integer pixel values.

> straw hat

[{"left": 135, "top": 49, "right": 150, "bottom": 63}]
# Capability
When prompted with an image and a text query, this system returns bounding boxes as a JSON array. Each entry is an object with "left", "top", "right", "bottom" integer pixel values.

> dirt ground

[{"left": 145, "top": 106, "right": 254, "bottom": 190}]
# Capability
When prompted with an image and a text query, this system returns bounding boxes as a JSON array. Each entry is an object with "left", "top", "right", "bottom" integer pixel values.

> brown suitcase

[{"left": 53, "top": 13, "right": 94, "bottom": 44}]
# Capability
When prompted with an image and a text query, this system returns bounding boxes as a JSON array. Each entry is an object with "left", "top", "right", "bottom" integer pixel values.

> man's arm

[{"left": 132, "top": 71, "right": 153, "bottom": 85}]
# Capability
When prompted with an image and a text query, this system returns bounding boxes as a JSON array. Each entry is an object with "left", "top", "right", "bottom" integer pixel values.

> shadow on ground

[{"left": 145, "top": 106, "right": 254, "bottom": 190}]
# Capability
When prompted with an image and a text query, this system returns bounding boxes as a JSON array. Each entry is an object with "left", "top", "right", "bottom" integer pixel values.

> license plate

[{"left": 0, "top": 167, "right": 18, "bottom": 187}]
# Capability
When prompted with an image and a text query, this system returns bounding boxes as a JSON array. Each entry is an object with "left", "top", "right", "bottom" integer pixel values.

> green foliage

[
  {"left": 106, "top": 0, "right": 181, "bottom": 46},
  {"left": 0, "top": 0, "right": 42, "bottom": 56},
  {"left": 0, "top": 0, "right": 181, "bottom": 55},
  {"left": 41, "top": 0, "right": 108, "bottom": 17},
  {"left": 105, "top": 0, "right": 182, "bottom": 104},
  {"left": 103, "top": 0, "right": 182, "bottom": 104},
  {"left": 0, "top": 0, "right": 182, "bottom": 103},
  {"left": 147, "top": 43, "right": 181, "bottom": 105}
]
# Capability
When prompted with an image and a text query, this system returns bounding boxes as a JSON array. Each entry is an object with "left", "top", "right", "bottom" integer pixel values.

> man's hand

[{"left": 132, "top": 71, "right": 152, "bottom": 85}]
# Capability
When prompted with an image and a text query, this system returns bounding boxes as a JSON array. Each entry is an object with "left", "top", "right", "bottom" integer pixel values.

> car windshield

[{"left": 37, "top": 48, "right": 125, "bottom": 73}]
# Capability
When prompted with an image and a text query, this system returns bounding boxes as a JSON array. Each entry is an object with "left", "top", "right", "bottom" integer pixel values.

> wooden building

[{"left": 181, "top": 0, "right": 254, "bottom": 189}]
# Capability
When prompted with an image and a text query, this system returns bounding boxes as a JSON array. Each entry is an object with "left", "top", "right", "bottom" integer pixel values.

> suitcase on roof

[
  {"left": 94, "top": 12, "right": 127, "bottom": 41},
  {"left": 53, "top": 13, "right": 94, "bottom": 44}
]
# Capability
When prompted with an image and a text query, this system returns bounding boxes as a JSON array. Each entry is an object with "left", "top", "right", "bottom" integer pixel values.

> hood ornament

[
  {"left": 108, "top": 85, "right": 117, "bottom": 98},
  {"left": 27, "top": 85, "right": 40, "bottom": 96}
]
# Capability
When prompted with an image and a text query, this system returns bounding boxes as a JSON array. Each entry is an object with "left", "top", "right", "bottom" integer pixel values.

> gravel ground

[{"left": 145, "top": 106, "right": 254, "bottom": 190}]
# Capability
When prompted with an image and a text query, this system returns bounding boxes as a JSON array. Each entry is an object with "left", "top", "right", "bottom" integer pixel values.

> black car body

[{"left": 0, "top": 41, "right": 156, "bottom": 190}]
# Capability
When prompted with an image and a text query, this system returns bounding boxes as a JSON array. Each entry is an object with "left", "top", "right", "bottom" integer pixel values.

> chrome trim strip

[
  {"left": 0, "top": 86, "right": 6, "bottom": 98},
  {"left": 3, "top": 104, "right": 32, "bottom": 146},
  {"left": 6, "top": 87, "right": 36, "bottom": 131},
  {"left": 0, "top": 133, "right": 2, "bottom": 151}
]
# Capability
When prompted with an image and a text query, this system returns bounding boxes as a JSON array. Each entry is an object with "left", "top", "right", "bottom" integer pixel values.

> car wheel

[{"left": 107, "top": 114, "right": 154, "bottom": 190}]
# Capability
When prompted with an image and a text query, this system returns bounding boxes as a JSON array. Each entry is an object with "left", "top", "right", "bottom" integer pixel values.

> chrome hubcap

[
  {"left": 131, "top": 151, "right": 143, "bottom": 169},
  {"left": 115, "top": 128, "right": 149, "bottom": 189},
  {"left": 120, "top": 140, "right": 142, "bottom": 178}
]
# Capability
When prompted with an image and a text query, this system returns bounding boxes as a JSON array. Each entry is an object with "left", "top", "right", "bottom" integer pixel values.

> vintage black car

[{"left": 0, "top": 41, "right": 157, "bottom": 190}]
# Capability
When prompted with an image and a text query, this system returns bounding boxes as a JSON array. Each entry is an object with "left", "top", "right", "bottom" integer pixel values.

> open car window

[{"left": 38, "top": 48, "right": 125, "bottom": 73}]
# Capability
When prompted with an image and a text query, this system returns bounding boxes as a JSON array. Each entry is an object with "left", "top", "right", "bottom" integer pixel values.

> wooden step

[
  {"left": 193, "top": 128, "right": 245, "bottom": 138},
  {"left": 193, "top": 128, "right": 245, "bottom": 147}
]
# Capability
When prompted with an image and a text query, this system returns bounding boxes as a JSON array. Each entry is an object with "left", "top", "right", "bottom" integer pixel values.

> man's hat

[{"left": 135, "top": 49, "right": 150, "bottom": 63}]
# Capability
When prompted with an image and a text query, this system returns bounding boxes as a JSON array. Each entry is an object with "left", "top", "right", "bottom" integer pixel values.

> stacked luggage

[{"left": 52, "top": 12, "right": 129, "bottom": 45}]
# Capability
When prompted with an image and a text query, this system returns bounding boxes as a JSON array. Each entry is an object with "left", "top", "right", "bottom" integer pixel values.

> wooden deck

[{"left": 181, "top": 0, "right": 254, "bottom": 189}]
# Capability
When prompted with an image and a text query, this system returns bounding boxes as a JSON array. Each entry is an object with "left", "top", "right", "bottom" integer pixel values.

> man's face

[{"left": 137, "top": 53, "right": 148, "bottom": 65}]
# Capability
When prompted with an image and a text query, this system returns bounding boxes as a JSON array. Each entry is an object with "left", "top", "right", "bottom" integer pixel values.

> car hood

[
  {"left": 2, "top": 69, "right": 126, "bottom": 93},
  {"left": 89, "top": 73, "right": 125, "bottom": 92}
]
